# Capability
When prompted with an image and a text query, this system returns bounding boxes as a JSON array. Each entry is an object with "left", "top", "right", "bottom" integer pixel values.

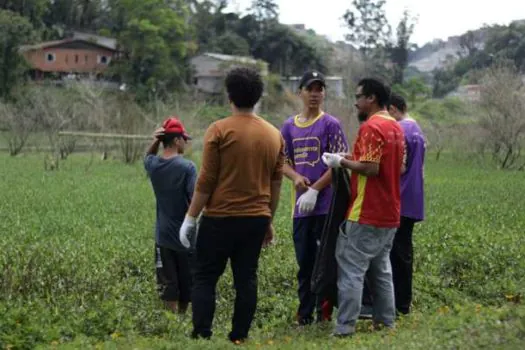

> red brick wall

[{"left": 23, "top": 47, "right": 115, "bottom": 73}]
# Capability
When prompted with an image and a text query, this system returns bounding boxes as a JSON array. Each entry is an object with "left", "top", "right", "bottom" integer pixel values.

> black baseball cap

[{"left": 299, "top": 70, "right": 326, "bottom": 89}]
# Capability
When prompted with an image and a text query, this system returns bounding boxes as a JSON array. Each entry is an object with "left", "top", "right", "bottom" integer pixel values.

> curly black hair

[
  {"left": 358, "top": 78, "right": 391, "bottom": 108},
  {"left": 225, "top": 67, "right": 264, "bottom": 109}
]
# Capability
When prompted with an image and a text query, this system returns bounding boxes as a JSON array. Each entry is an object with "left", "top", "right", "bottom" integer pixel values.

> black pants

[
  {"left": 155, "top": 244, "right": 193, "bottom": 302},
  {"left": 390, "top": 216, "right": 416, "bottom": 314},
  {"left": 191, "top": 216, "right": 269, "bottom": 341},
  {"left": 293, "top": 215, "right": 325, "bottom": 323}
]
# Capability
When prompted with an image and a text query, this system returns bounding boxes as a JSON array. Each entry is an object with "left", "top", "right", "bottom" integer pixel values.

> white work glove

[
  {"left": 296, "top": 187, "right": 319, "bottom": 215},
  {"left": 322, "top": 152, "right": 344, "bottom": 168},
  {"left": 179, "top": 215, "right": 197, "bottom": 249}
]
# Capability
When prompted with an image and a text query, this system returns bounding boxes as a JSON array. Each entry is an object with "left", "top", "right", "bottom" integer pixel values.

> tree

[
  {"left": 484, "top": 22, "right": 525, "bottom": 71},
  {"left": 342, "top": 0, "right": 391, "bottom": 56},
  {"left": 392, "top": 77, "right": 431, "bottom": 109},
  {"left": 0, "top": 0, "right": 48, "bottom": 28},
  {"left": 251, "top": 22, "right": 326, "bottom": 76},
  {"left": 249, "top": 0, "right": 279, "bottom": 22},
  {"left": 413, "top": 98, "right": 466, "bottom": 161},
  {"left": 0, "top": 102, "right": 34, "bottom": 156},
  {"left": 390, "top": 9, "right": 417, "bottom": 85},
  {"left": 433, "top": 22, "right": 525, "bottom": 99},
  {"left": 215, "top": 31, "right": 250, "bottom": 55},
  {"left": 188, "top": 0, "right": 231, "bottom": 53},
  {"left": 458, "top": 30, "right": 478, "bottom": 58},
  {"left": 477, "top": 62, "right": 525, "bottom": 170},
  {"left": 431, "top": 67, "right": 460, "bottom": 98},
  {"left": 109, "top": 0, "right": 192, "bottom": 102},
  {"left": 44, "top": 0, "right": 104, "bottom": 31},
  {"left": 234, "top": 14, "right": 259, "bottom": 50},
  {"left": 0, "top": 10, "right": 34, "bottom": 100}
]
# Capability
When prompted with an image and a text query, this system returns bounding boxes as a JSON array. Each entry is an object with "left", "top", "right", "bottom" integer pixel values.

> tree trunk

[{"left": 500, "top": 145, "right": 512, "bottom": 169}]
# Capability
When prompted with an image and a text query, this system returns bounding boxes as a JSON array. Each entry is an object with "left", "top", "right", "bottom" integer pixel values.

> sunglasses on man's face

[{"left": 355, "top": 93, "right": 366, "bottom": 100}]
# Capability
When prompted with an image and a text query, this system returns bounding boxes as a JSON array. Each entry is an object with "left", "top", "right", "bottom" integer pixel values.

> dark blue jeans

[{"left": 293, "top": 215, "right": 326, "bottom": 323}]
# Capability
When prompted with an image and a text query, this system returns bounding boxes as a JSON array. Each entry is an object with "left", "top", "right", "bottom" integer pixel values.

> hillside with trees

[{"left": 1, "top": 0, "right": 525, "bottom": 170}]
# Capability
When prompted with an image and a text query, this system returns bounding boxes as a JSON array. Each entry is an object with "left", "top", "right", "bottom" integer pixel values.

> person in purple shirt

[
  {"left": 387, "top": 93, "right": 426, "bottom": 315},
  {"left": 280, "top": 70, "right": 349, "bottom": 325}
]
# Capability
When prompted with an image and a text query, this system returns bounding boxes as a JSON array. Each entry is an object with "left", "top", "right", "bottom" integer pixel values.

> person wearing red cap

[
  {"left": 144, "top": 116, "right": 196, "bottom": 314},
  {"left": 179, "top": 67, "right": 285, "bottom": 344}
]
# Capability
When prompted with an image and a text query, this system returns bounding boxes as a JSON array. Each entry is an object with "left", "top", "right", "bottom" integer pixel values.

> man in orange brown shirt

[{"left": 178, "top": 67, "right": 285, "bottom": 343}]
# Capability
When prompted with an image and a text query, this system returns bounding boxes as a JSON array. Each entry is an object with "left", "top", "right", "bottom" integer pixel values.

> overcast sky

[{"left": 226, "top": 0, "right": 525, "bottom": 46}]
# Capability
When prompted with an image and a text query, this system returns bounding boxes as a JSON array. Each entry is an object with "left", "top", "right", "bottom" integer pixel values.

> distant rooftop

[
  {"left": 19, "top": 32, "right": 117, "bottom": 52},
  {"left": 199, "top": 52, "right": 261, "bottom": 65},
  {"left": 72, "top": 31, "right": 117, "bottom": 50},
  {"left": 282, "top": 75, "right": 343, "bottom": 80}
]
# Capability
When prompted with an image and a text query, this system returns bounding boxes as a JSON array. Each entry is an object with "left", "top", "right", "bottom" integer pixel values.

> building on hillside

[
  {"left": 190, "top": 52, "right": 269, "bottom": 94},
  {"left": 290, "top": 24, "right": 306, "bottom": 30},
  {"left": 447, "top": 84, "right": 481, "bottom": 102},
  {"left": 20, "top": 34, "right": 118, "bottom": 81},
  {"left": 280, "top": 75, "right": 345, "bottom": 99}
]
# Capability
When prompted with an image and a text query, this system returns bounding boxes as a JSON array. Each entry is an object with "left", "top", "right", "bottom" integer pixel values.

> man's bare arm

[
  {"left": 311, "top": 170, "right": 332, "bottom": 191},
  {"left": 187, "top": 191, "right": 211, "bottom": 218},
  {"left": 340, "top": 158, "right": 380, "bottom": 177},
  {"left": 269, "top": 180, "right": 282, "bottom": 218}
]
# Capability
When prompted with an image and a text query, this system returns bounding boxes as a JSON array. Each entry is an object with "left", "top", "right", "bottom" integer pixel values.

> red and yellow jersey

[{"left": 347, "top": 112, "right": 405, "bottom": 228}]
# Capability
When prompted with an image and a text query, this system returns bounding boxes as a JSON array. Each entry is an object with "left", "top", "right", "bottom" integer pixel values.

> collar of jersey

[
  {"left": 370, "top": 111, "right": 396, "bottom": 122},
  {"left": 294, "top": 111, "right": 324, "bottom": 128}
]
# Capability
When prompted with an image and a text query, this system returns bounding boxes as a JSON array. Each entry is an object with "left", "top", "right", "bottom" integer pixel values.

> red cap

[{"left": 162, "top": 117, "right": 191, "bottom": 140}]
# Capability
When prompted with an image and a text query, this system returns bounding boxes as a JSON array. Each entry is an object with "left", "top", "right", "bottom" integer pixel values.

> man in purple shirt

[
  {"left": 280, "top": 70, "right": 349, "bottom": 325},
  {"left": 387, "top": 93, "right": 426, "bottom": 315}
]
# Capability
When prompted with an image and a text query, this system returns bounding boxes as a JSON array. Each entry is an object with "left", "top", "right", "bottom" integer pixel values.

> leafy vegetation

[
  {"left": 0, "top": 154, "right": 524, "bottom": 349},
  {"left": 0, "top": 10, "right": 34, "bottom": 100},
  {"left": 431, "top": 21, "right": 525, "bottom": 97},
  {"left": 0, "top": 0, "right": 332, "bottom": 101}
]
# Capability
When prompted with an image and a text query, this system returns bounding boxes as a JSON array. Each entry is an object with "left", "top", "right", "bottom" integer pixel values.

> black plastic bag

[{"left": 311, "top": 167, "right": 352, "bottom": 306}]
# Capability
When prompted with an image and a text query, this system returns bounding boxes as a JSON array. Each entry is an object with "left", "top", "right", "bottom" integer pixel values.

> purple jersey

[
  {"left": 281, "top": 113, "right": 349, "bottom": 218},
  {"left": 399, "top": 117, "right": 426, "bottom": 221}
]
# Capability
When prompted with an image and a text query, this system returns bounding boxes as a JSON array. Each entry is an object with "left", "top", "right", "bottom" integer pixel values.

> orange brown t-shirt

[{"left": 195, "top": 114, "right": 285, "bottom": 217}]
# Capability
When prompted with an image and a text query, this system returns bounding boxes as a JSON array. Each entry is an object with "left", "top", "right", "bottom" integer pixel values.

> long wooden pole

[{"left": 58, "top": 131, "right": 151, "bottom": 140}]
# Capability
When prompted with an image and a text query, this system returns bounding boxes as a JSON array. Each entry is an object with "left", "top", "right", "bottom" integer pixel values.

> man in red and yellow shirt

[{"left": 322, "top": 78, "right": 405, "bottom": 337}]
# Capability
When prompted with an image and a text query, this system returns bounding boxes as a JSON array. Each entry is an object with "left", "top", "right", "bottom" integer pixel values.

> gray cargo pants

[{"left": 334, "top": 220, "right": 396, "bottom": 336}]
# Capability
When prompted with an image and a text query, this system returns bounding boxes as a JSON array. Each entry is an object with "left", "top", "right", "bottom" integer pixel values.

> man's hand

[
  {"left": 153, "top": 127, "right": 165, "bottom": 141},
  {"left": 179, "top": 215, "right": 196, "bottom": 249},
  {"left": 322, "top": 152, "right": 344, "bottom": 168},
  {"left": 293, "top": 175, "right": 311, "bottom": 192},
  {"left": 262, "top": 224, "right": 275, "bottom": 248},
  {"left": 296, "top": 187, "right": 319, "bottom": 214},
  {"left": 146, "top": 127, "right": 165, "bottom": 155}
]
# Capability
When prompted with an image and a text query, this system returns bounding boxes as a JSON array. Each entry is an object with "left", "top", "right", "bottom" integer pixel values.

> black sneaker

[
  {"left": 228, "top": 331, "right": 247, "bottom": 345},
  {"left": 296, "top": 314, "right": 314, "bottom": 326},
  {"left": 359, "top": 304, "right": 373, "bottom": 320},
  {"left": 331, "top": 332, "right": 353, "bottom": 338},
  {"left": 191, "top": 331, "right": 211, "bottom": 340}
]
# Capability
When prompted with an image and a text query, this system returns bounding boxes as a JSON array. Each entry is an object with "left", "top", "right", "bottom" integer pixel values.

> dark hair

[
  {"left": 388, "top": 93, "right": 407, "bottom": 112},
  {"left": 161, "top": 133, "right": 182, "bottom": 148},
  {"left": 357, "top": 78, "right": 391, "bottom": 108},
  {"left": 225, "top": 67, "right": 264, "bottom": 109}
]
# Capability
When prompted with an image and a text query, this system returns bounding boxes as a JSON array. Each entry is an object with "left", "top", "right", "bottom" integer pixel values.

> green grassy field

[{"left": 1, "top": 154, "right": 524, "bottom": 349}]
